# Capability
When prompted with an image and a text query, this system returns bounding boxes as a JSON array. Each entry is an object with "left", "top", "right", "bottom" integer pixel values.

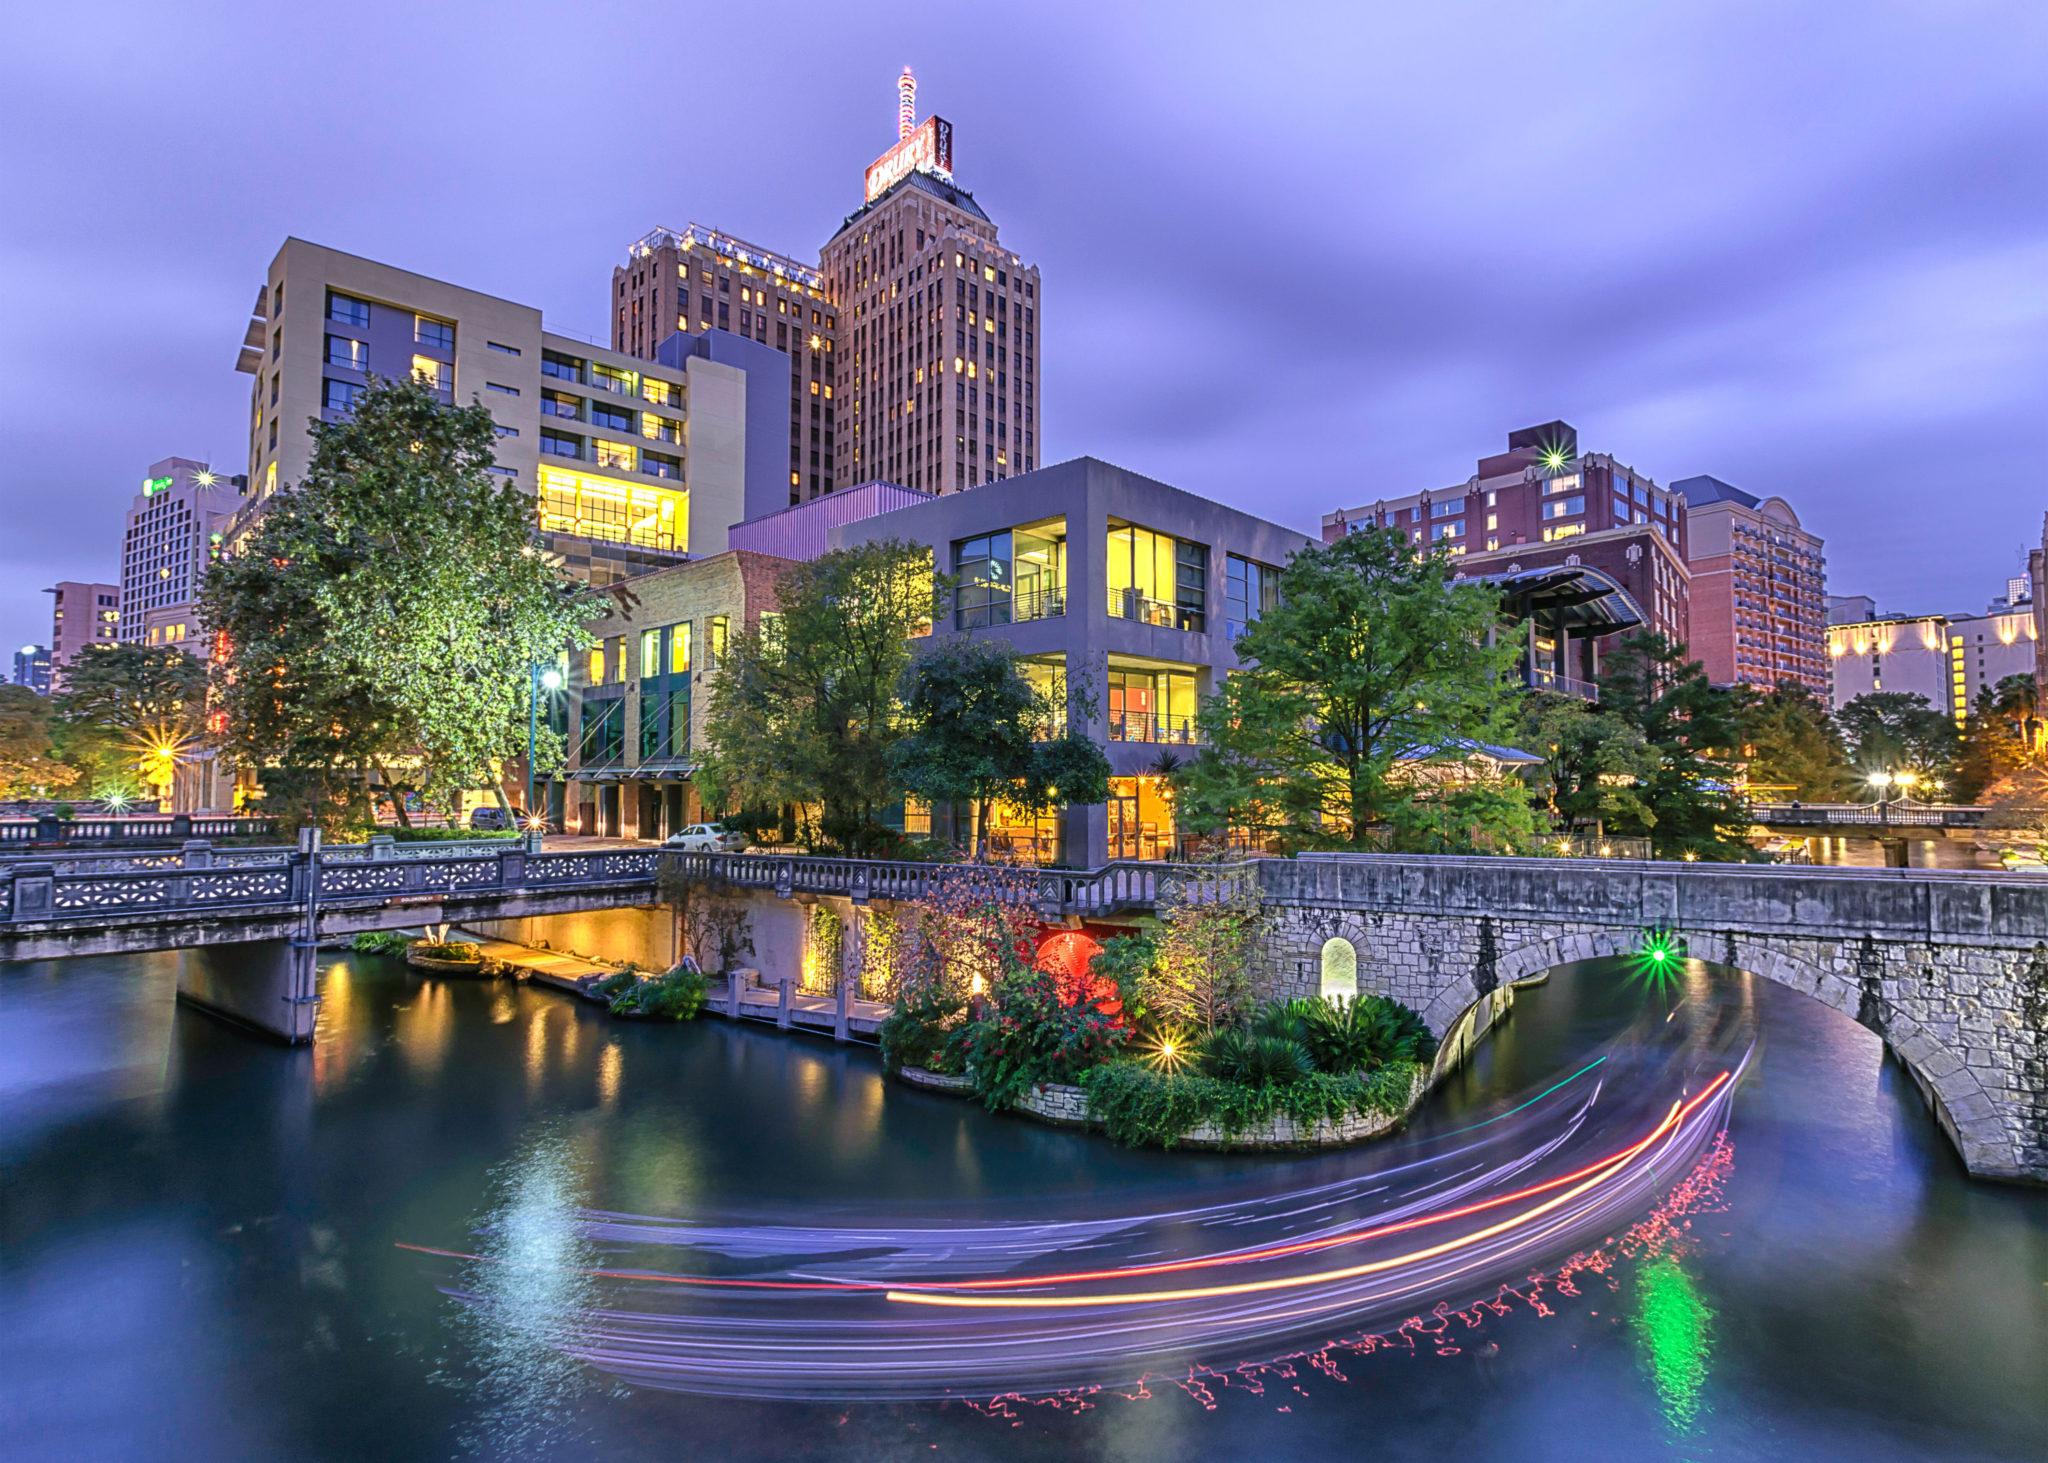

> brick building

[
  {"left": 561, "top": 549, "right": 796, "bottom": 839},
  {"left": 1670, "top": 474, "right": 1827, "bottom": 695},
  {"left": 1324, "top": 421, "right": 1690, "bottom": 675},
  {"left": 43, "top": 581, "right": 120, "bottom": 688}
]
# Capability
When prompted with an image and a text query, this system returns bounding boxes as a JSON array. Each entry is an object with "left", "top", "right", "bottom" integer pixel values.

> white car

[{"left": 665, "top": 823, "right": 748, "bottom": 853}]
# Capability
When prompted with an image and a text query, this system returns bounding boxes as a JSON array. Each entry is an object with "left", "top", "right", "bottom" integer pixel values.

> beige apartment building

[
  {"left": 611, "top": 226, "right": 839, "bottom": 506},
  {"left": 121, "top": 456, "right": 248, "bottom": 651},
  {"left": 234, "top": 238, "right": 792, "bottom": 585}
]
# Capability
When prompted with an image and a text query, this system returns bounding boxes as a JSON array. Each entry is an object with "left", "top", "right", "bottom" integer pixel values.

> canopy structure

[{"left": 1467, "top": 565, "right": 1645, "bottom": 700}]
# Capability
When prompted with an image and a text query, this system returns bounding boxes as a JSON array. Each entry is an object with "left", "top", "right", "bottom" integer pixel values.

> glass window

[
  {"left": 591, "top": 402, "right": 633, "bottom": 432},
  {"left": 1108, "top": 665, "right": 1200, "bottom": 744},
  {"left": 667, "top": 686, "right": 691, "bottom": 757},
  {"left": 708, "top": 615, "right": 729, "bottom": 667},
  {"left": 324, "top": 335, "right": 367, "bottom": 371},
  {"left": 578, "top": 696, "right": 623, "bottom": 763},
  {"left": 327, "top": 292, "right": 370, "bottom": 327},
  {"left": 955, "top": 531, "right": 1013, "bottom": 629},
  {"left": 1226, "top": 555, "right": 1280, "bottom": 640},
  {"left": 415, "top": 315, "right": 454, "bottom": 350},
  {"left": 640, "top": 629, "right": 659, "bottom": 679},
  {"left": 541, "top": 350, "right": 583, "bottom": 382},
  {"left": 322, "top": 378, "right": 363, "bottom": 412},
  {"left": 1544, "top": 474, "right": 1582, "bottom": 495},
  {"left": 1542, "top": 496, "right": 1584, "bottom": 520},
  {"left": 1432, "top": 521, "right": 1463, "bottom": 541},
  {"left": 593, "top": 440, "right": 635, "bottom": 471},
  {"left": 410, "top": 355, "right": 450, "bottom": 391},
  {"left": 669, "top": 622, "right": 691, "bottom": 675},
  {"left": 1107, "top": 523, "right": 1207, "bottom": 631},
  {"left": 1431, "top": 499, "right": 1462, "bottom": 517},
  {"left": 540, "top": 431, "right": 581, "bottom": 459},
  {"left": 639, "top": 688, "right": 664, "bottom": 760},
  {"left": 586, "top": 645, "right": 605, "bottom": 685}
]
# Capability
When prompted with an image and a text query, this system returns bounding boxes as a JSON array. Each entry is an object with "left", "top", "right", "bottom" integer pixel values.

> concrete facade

[
  {"left": 1253, "top": 853, "right": 2048, "bottom": 1183},
  {"left": 1672, "top": 474, "right": 1828, "bottom": 695},
  {"left": 1827, "top": 612, "right": 1952, "bottom": 713},
  {"left": 233, "top": 238, "right": 790, "bottom": 584},
  {"left": 831, "top": 456, "right": 1314, "bottom": 865}
]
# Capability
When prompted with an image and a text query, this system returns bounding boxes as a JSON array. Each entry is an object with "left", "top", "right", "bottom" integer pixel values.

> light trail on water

[{"left": 410, "top": 988, "right": 1754, "bottom": 1402}]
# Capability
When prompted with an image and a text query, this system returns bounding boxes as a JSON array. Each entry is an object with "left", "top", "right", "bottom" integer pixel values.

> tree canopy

[
  {"left": 890, "top": 638, "right": 1112, "bottom": 855},
  {"left": 695, "top": 539, "right": 936, "bottom": 852},
  {"left": 1593, "top": 633, "right": 1756, "bottom": 860},
  {"left": 199, "top": 374, "right": 598, "bottom": 829},
  {"left": 58, "top": 644, "right": 208, "bottom": 733},
  {"left": 1174, "top": 526, "right": 1533, "bottom": 852},
  {"left": 1834, "top": 691, "right": 1960, "bottom": 790},
  {"left": 1737, "top": 680, "right": 1855, "bottom": 801},
  {"left": 0, "top": 686, "right": 79, "bottom": 800}
]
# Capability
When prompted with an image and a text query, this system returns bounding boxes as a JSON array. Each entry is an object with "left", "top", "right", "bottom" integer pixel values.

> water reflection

[
  {"left": 1633, "top": 1255, "right": 1714, "bottom": 1433},
  {"left": 451, "top": 1121, "right": 608, "bottom": 1455}
]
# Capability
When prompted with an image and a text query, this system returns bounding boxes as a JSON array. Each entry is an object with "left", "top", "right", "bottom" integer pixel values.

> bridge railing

[
  {"left": 1750, "top": 801, "right": 1982, "bottom": 828},
  {"left": 0, "top": 815, "right": 279, "bottom": 847}
]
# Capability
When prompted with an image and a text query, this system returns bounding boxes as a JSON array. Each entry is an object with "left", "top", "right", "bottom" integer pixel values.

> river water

[{"left": 2, "top": 948, "right": 2043, "bottom": 1461}]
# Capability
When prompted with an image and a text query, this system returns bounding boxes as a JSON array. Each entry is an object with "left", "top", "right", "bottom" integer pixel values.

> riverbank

[{"left": 896, "top": 1061, "right": 1430, "bottom": 1150}]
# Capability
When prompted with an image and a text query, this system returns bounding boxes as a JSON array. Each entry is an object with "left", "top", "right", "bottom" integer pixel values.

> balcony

[
  {"left": 1013, "top": 582, "right": 1064, "bottom": 621},
  {"left": 1108, "top": 711, "right": 1201, "bottom": 745},
  {"left": 1532, "top": 667, "right": 1600, "bottom": 701},
  {"left": 1108, "top": 587, "right": 1201, "bottom": 631}
]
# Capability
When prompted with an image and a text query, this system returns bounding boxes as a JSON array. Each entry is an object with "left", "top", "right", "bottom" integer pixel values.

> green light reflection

[{"left": 1632, "top": 1255, "right": 1715, "bottom": 1433}]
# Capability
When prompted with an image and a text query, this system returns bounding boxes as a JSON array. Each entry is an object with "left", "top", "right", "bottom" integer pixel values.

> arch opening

[{"left": 1319, "top": 937, "right": 1358, "bottom": 1000}]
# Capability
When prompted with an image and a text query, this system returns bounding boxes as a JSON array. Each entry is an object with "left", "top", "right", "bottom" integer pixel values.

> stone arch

[
  {"left": 1319, "top": 937, "right": 1358, "bottom": 999},
  {"left": 1434, "top": 930, "right": 2020, "bottom": 1182}
]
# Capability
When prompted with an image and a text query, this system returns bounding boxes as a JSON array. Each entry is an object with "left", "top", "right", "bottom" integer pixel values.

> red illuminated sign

[{"left": 864, "top": 116, "right": 953, "bottom": 202}]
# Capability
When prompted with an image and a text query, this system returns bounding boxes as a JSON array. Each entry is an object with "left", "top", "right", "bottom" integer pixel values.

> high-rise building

[
  {"left": 121, "top": 457, "right": 248, "bottom": 651},
  {"left": 13, "top": 645, "right": 52, "bottom": 696},
  {"left": 612, "top": 227, "right": 839, "bottom": 505},
  {"left": 44, "top": 581, "right": 120, "bottom": 687},
  {"left": 1668, "top": 475, "right": 1827, "bottom": 695},
  {"left": 1324, "top": 421, "right": 1692, "bottom": 685},
  {"left": 233, "top": 238, "right": 793, "bottom": 586},
  {"left": 1945, "top": 597, "right": 2038, "bottom": 721},
  {"left": 821, "top": 68, "right": 1041, "bottom": 495}
]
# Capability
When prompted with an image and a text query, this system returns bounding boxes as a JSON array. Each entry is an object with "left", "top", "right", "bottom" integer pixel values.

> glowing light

[
  {"left": 1633, "top": 1256, "right": 1714, "bottom": 1432},
  {"left": 540, "top": 668, "right": 564, "bottom": 691}
]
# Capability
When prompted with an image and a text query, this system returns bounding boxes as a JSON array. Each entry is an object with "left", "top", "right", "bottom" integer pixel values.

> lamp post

[
  {"left": 1869, "top": 770, "right": 1894, "bottom": 828},
  {"left": 528, "top": 664, "right": 564, "bottom": 828}
]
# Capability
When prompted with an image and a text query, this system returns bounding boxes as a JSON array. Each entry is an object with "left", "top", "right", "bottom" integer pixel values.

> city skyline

[{"left": 5, "top": 1, "right": 2044, "bottom": 655}]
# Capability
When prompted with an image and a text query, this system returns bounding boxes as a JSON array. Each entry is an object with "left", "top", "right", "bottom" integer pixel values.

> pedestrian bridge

[{"left": 4, "top": 840, "right": 2044, "bottom": 1182}]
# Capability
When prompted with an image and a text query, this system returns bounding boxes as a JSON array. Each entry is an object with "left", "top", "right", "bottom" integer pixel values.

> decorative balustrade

[{"left": 0, "top": 815, "right": 278, "bottom": 847}]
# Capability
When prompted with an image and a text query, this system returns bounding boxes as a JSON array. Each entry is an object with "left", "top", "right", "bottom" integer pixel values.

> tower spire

[{"left": 897, "top": 65, "right": 916, "bottom": 140}]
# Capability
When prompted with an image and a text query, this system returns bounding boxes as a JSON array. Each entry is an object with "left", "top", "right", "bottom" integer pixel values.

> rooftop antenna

[{"left": 898, "top": 65, "right": 916, "bottom": 140}]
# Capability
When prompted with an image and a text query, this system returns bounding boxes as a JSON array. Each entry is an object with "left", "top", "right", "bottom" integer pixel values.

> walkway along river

[{"left": 1, "top": 946, "right": 2044, "bottom": 1460}]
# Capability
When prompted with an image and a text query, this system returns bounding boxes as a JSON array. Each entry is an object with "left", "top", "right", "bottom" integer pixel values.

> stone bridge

[{"left": 1251, "top": 853, "right": 2048, "bottom": 1184}]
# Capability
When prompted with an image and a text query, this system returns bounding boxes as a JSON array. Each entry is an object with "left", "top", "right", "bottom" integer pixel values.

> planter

[
  {"left": 406, "top": 949, "right": 490, "bottom": 976},
  {"left": 894, "top": 1065, "right": 1429, "bottom": 1151}
]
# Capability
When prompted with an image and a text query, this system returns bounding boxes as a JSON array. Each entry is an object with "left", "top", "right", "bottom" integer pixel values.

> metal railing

[
  {"left": 1108, "top": 711, "right": 1200, "bottom": 745},
  {"left": 1531, "top": 667, "right": 1600, "bottom": 701},
  {"left": 1750, "top": 801, "right": 1982, "bottom": 828},
  {"left": 1108, "top": 587, "right": 1192, "bottom": 629}
]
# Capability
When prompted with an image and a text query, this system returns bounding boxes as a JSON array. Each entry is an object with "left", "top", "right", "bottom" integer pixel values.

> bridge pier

[{"left": 175, "top": 937, "right": 320, "bottom": 1044}]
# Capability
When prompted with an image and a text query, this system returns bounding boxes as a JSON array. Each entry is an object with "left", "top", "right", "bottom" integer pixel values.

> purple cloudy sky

[{"left": 5, "top": 1, "right": 2045, "bottom": 658}]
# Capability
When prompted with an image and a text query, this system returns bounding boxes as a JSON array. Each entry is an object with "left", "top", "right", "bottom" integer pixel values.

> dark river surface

[{"left": 3, "top": 947, "right": 2044, "bottom": 1462}]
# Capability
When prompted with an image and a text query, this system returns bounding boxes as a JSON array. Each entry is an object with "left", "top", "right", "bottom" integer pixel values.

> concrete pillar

[
  {"left": 181, "top": 839, "right": 213, "bottom": 869},
  {"left": 175, "top": 938, "right": 320, "bottom": 1044},
  {"left": 370, "top": 834, "right": 396, "bottom": 861},
  {"left": 776, "top": 971, "right": 793, "bottom": 1029}
]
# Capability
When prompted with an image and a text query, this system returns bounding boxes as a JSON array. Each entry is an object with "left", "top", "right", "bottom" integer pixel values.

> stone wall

[{"left": 1254, "top": 853, "right": 2048, "bottom": 1184}]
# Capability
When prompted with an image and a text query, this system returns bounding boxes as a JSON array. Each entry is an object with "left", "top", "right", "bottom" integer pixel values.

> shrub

[
  {"left": 1081, "top": 1059, "right": 1424, "bottom": 1149},
  {"left": 879, "top": 992, "right": 970, "bottom": 1075},
  {"left": 590, "top": 969, "right": 638, "bottom": 1003},
  {"left": 1275, "top": 994, "right": 1438, "bottom": 1073},
  {"left": 350, "top": 930, "right": 412, "bottom": 957},
  {"left": 1203, "top": 1028, "right": 1311, "bottom": 1087},
  {"left": 957, "top": 965, "right": 1128, "bottom": 1111},
  {"left": 1089, "top": 931, "right": 1164, "bottom": 1029},
  {"left": 412, "top": 940, "right": 482, "bottom": 962},
  {"left": 608, "top": 963, "right": 709, "bottom": 1021}
]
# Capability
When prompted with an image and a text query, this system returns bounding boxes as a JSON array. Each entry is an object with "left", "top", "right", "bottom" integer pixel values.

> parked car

[
  {"left": 468, "top": 806, "right": 526, "bottom": 831},
  {"left": 665, "top": 823, "right": 748, "bottom": 853}
]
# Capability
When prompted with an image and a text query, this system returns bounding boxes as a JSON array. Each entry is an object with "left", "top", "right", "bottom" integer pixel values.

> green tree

[
  {"left": 200, "top": 374, "right": 598, "bottom": 830},
  {"left": 1519, "top": 690, "right": 1661, "bottom": 836},
  {"left": 1834, "top": 691, "right": 1960, "bottom": 792},
  {"left": 696, "top": 540, "right": 935, "bottom": 852},
  {"left": 1174, "top": 526, "right": 1531, "bottom": 851},
  {"left": 1737, "top": 681, "right": 1855, "bottom": 801},
  {"left": 57, "top": 644, "right": 208, "bottom": 731},
  {"left": 0, "top": 686, "right": 79, "bottom": 800},
  {"left": 1596, "top": 633, "right": 1755, "bottom": 860},
  {"left": 890, "top": 638, "right": 1111, "bottom": 857},
  {"left": 1954, "top": 685, "right": 2031, "bottom": 803}
]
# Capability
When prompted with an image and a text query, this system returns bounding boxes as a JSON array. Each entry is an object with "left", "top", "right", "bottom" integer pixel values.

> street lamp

[
  {"left": 1868, "top": 769, "right": 1896, "bottom": 827},
  {"left": 528, "top": 663, "right": 564, "bottom": 829}
]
